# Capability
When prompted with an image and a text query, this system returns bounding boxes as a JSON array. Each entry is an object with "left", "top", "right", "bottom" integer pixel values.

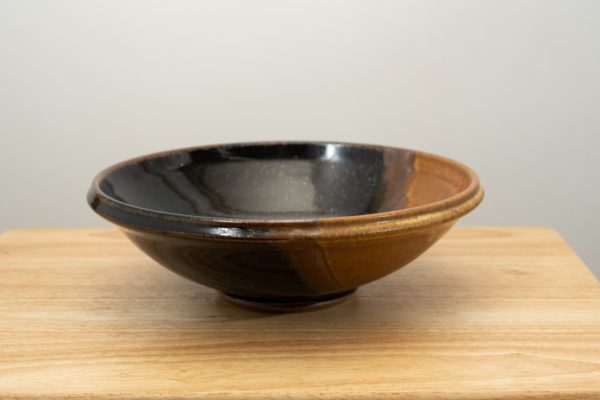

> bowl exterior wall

[{"left": 122, "top": 222, "right": 453, "bottom": 301}]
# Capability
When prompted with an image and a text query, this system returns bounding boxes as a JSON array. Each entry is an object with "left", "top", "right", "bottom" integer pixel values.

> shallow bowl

[{"left": 88, "top": 142, "right": 483, "bottom": 311}]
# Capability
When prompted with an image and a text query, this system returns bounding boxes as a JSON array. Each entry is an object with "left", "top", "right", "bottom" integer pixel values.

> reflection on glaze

[{"left": 100, "top": 143, "right": 415, "bottom": 219}]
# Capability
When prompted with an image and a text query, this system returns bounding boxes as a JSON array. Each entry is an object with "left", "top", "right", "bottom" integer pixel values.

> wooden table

[{"left": 1, "top": 227, "right": 599, "bottom": 399}]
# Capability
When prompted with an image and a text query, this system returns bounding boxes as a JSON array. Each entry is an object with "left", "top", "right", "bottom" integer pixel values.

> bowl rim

[{"left": 88, "top": 141, "right": 484, "bottom": 240}]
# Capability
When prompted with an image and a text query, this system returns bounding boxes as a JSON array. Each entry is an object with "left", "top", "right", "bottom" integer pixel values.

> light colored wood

[{"left": 0, "top": 227, "right": 599, "bottom": 399}]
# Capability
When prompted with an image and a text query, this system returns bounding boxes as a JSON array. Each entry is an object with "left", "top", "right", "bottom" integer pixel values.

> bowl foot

[{"left": 220, "top": 289, "right": 357, "bottom": 313}]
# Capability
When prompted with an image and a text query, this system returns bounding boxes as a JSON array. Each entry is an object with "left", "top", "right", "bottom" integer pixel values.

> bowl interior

[{"left": 98, "top": 143, "right": 471, "bottom": 220}]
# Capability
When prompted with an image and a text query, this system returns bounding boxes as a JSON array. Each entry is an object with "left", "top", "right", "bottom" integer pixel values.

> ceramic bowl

[{"left": 88, "top": 142, "right": 483, "bottom": 311}]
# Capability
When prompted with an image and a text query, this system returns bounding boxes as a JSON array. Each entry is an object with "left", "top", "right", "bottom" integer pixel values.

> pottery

[{"left": 88, "top": 142, "right": 483, "bottom": 311}]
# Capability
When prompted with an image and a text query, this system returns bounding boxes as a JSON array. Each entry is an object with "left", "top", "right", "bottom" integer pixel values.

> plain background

[{"left": 1, "top": 1, "right": 598, "bottom": 277}]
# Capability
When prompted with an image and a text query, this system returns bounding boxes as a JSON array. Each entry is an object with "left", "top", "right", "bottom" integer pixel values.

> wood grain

[{"left": 0, "top": 227, "right": 599, "bottom": 399}]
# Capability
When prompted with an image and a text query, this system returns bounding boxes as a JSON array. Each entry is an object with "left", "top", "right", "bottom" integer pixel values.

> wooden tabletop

[{"left": 1, "top": 227, "right": 599, "bottom": 399}]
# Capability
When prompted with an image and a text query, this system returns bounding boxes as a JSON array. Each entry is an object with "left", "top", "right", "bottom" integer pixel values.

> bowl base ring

[{"left": 219, "top": 289, "right": 357, "bottom": 313}]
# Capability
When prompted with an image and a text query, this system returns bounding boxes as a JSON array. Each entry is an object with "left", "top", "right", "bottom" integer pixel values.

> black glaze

[{"left": 95, "top": 142, "right": 414, "bottom": 220}]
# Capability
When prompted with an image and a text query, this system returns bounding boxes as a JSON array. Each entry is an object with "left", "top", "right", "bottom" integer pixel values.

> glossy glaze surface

[
  {"left": 88, "top": 142, "right": 483, "bottom": 311},
  {"left": 98, "top": 143, "right": 415, "bottom": 220}
]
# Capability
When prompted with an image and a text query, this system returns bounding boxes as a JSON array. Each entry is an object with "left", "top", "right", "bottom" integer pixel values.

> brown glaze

[{"left": 88, "top": 142, "right": 483, "bottom": 311}]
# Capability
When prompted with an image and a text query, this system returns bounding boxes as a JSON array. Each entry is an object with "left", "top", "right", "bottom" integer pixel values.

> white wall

[{"left": 1, "top": 1, "right": 599, "bottom": 276}]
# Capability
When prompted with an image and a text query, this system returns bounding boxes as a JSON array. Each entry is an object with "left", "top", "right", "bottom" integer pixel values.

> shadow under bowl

[{"left": 88, "top": 142, "right": 483, "bottom": 311}]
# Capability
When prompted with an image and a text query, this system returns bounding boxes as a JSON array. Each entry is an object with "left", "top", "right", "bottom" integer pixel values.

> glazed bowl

[{"left": 88, "top": 142, "right": 483, "bottom": 311}]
